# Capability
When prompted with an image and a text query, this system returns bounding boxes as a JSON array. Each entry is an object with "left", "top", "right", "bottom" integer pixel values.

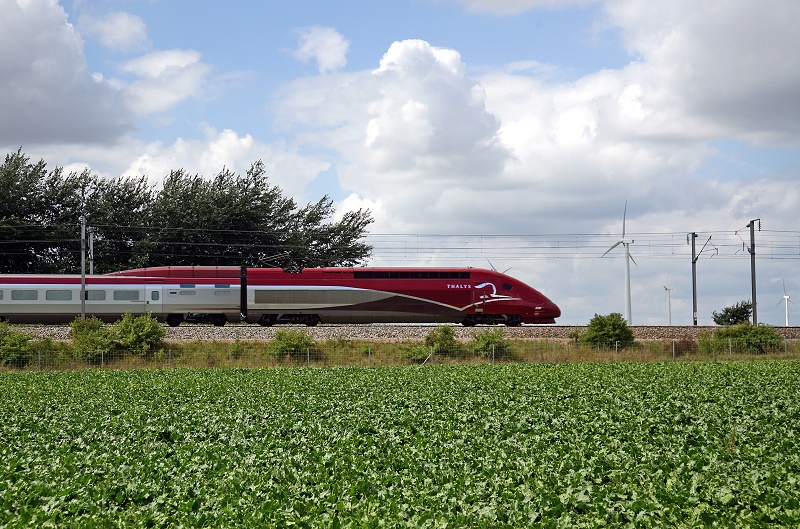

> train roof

[{"left": 108, "top": 266, "right": 242, "bottom": 278}]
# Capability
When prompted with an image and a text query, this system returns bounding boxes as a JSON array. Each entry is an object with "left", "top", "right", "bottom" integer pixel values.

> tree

[
  {"left": 580, "top": 313, "right": 635, "bottom": 348},
  {"left": 0, "top": 152, "right": 373, "bottom": 273},
  {"left": 712, "top": 300, "right": 752, "bottom": 326},
  {"left": 145, "top": 162, "right": 373, "bottom": 268},
  {"left": 0, "top": 150, "right": 56, "bottom": 273},
  {"left": 84, "top": 175, "right": 153, "bottom": 273}
]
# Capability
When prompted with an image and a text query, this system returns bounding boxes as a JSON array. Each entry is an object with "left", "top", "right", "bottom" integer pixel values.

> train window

[
  {"left": 215, "top": 284, "right": 230, "bottom": 288},
  {"left": 503, "top": 283, "right": 513, "bottom": 291},
  {"left": 151, "top": 291, "right": 160, "bottom": 301},
  {"left": 87, "top": 290, "right": 106, "bottom": 301},
  {"left": 11, "top": 290, "right": 38, "bottom": 301},
  {"left": 180, "top": 284, "right": 196, "bottom": 288},
  {"left": 46, "top": 290, "right": 72, "bottom": 301},
  {"left": 179, "top": 290, "right": 196, "bottom": 296},
  {"left": 214, "top": 290, "right": 231, "bottom": 296},
  {"left": 113, "top": 290, "right": 140, "bottom": 301}
]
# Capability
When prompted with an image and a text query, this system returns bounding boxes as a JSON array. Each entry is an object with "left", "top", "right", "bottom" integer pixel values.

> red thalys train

[{"left": 0, "top": 266, "right": 560, "bottom": 326}]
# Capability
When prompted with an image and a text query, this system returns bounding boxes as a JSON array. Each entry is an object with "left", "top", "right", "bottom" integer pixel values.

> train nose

[{"left": 546, "top": 299, "right": 561, "bottom": 319}]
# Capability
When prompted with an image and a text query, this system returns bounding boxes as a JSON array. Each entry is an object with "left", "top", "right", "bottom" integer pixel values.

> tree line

[{"left": 0, "top": 150, "right": 373, "bottom": 274}]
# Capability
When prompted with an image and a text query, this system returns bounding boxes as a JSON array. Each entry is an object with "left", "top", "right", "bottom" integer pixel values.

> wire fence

[{"left": 3, "top": 337, "right": 799, "bottom": 372}]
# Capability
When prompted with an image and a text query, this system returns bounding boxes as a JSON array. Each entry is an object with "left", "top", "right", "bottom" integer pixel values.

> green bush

[
  {"left": 698, "top": 323, "right": 783, "bottom": 355},
  {"left": 270, "top": 329, "right": 321, "bottom": 360},
  {"left": 0, "top": 323, "right": 34, "bottom": 368},
  {"left": 69, "top": 316, "right": 114, "bottom": 363},
  {"left": 580, "top": 313, "right": 635, "bottom": 348},
  {"left": 424, "top": 325, "right": 461, "bottom": 357},
  {"left": 469, "top": 328, "right": 511, "bottom": 359},
  {"left": 402, "top": 344, "right": 432, "bottom": 363},
  {"left": 113, "top": 312, "right": 166, "bottom": 355}
]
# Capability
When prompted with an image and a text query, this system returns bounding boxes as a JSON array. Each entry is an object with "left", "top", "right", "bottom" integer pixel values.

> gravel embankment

[{"left": 17, "top": 324, "right": 800, "bottom": 342}]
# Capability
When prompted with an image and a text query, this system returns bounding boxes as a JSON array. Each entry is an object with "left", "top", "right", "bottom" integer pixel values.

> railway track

[{"left": 15, "top": 324, "right": 800, "bottom": 342}]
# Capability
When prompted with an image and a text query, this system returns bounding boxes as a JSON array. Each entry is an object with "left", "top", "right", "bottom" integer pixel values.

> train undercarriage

[
  {"left": 165, "top": 313, "right": 228, "bottom": 327},
  {"left": 461, "top": 314, "right": 523, "bottom": 327}
]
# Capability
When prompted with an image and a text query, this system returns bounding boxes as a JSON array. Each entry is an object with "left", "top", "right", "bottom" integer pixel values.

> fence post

[
  {"left": 168, "top": 349, "right": 172, "bottom": 369},
  {"left": 729, "top": 337, "right": 732, "bottom": 357},
  {"left": 615, "top": 341, "right": 619, "bottom": 362},
  {"left": 101, "top": 350, "right": 104, "bottom": 369},
  {"left": 306, "top": 348, "right": 310, "bottom": 366},
  {"left": 368, "top": 346, "right": 371, "bottom": 366},
  {"left": 672, "top": 340, "right": 676, "bottom": 361},
  {"left": 553, "top": 343, "right": 556, "bottom": 364},
  {"left": 492, "top": 344, "right": 495, "bottom": 364},
  {"left": 38, "top": 350, "right": 42, "bottom": 371}
]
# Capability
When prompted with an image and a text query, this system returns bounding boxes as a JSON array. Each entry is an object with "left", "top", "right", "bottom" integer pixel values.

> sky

[{"left": 2, "top": 0, "right": 799, "bottom": 327}]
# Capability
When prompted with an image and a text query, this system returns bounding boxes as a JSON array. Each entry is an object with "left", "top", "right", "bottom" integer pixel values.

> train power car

[{"left": 0, "top": 266, "right": 560, "bottom": 326}]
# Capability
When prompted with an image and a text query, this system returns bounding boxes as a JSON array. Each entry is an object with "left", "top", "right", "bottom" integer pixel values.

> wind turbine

[
  {"left": 602, "top": 201, "right": 637, "bottom": 324},
  {"left": 775, "top": 280, "right": 794, "bottom": 327},
  {"left": 664, "top": 274, "right": 673, "bottom": 326}
]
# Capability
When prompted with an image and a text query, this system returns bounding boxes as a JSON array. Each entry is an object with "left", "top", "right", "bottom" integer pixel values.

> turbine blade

[
  {"left": 602, "top": 241, "right": 623, "bottom": 258},
  {"left": 622, "top": 200, "right": 628, "bottom": 238},
  {"left": 629, "top": 253, "right": 638, "bottom": 267},
  {"left": 784, "top": 280, "right": 787, "bottom": 296}
]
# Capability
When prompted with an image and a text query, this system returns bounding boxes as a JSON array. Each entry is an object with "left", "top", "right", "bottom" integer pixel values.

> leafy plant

[
  {"left": 0, "top": 323, "right": 33, "bottom": 368},
  {"left": 402, "top": 343, "right": 431, "bottom": 363},
  {"left": 69, "top": 316, "right": 114, "bottom": 363},
  {"left": 113, "top": 312, "right": 166, "bottom": 355},
  {"left": 580, "top": 312, "right": 635, "bottom": 348},
  {"left": 424, "top": 325, "right": 461, "bottom": 357},
  {"left": 2, "top": 363, "right": 800, "bottom": 526},
  {"left": 699, "top": 322, "right": 783, "bottom": 355},
  {"left": 469, "top": 328, "right": 511, "bottom": 359},
  {"left": 270, "top": 329, "right": 321, "bottom": 360}
]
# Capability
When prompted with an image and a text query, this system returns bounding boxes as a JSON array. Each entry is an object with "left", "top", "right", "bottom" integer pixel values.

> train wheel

[
  {"left": 211, "top": 315, "right": 227, "bottom": 327},
  {"left": 258, "top": 315, "right": 277, "bottom": 327},
  {"left": 505, "top": 315, "right": 523, "bottom": 327},
  {"left": 166, "top": 314, "right": 183, "bottom": 327}
]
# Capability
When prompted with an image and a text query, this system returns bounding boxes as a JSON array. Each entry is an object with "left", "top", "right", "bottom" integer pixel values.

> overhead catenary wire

[{"left": 1, "top": 223, "right": 799, "bottom": 262}]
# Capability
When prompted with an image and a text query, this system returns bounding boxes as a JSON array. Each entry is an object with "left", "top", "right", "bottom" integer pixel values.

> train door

[
  {"left": 145, "top": 282, "right": 163, "bottom": 317},
  {"left": 473, "top": 285, "right": 488, "bottom": 313}
]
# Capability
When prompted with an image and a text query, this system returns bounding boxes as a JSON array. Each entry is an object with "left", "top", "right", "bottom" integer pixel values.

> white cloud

[
  {"left": 79, "top": 12, "right": 148, "bottom": 52},
  {"left": 277, "top": 39, "right": 512, "bottom": 233},
  {"left": 0, "top": 0, "right": 132, "bottom": 144},
  {"left": 604, "top": 0, "right": 800, "bottom": 143},
  {"left": 291, "top": 26, "right": 349, "bottom": 74},
  {"left": 121, "top": 50, "right": 213, "bottom": 115},
  {"left": 121, "top": 124, "right": 329, "bottom": 199}
]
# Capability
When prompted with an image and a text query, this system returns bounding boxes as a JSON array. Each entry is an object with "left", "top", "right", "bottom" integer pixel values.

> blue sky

[{"left": 2, "top": 0, "right": 799, "bottom": 326}]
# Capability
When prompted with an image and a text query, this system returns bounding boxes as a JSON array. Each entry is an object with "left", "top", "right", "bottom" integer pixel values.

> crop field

[{"left": 1, "top": 362, "right": 799, "bottom": 527}]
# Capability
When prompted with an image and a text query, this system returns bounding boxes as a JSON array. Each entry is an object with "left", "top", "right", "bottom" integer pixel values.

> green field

[{"left": 2, "top": 362, "right": 799, "bottom": 527}]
